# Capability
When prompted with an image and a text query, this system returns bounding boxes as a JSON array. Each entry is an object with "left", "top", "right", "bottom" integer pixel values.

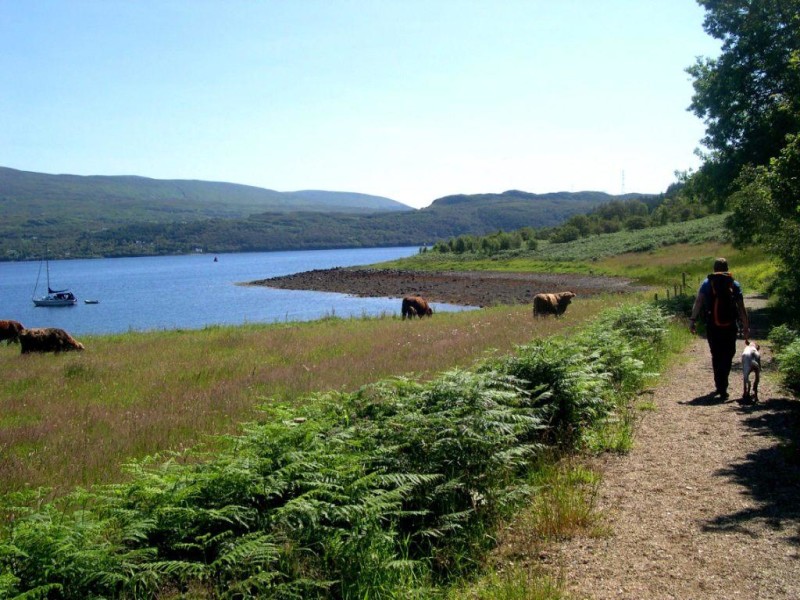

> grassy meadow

[
  {"left": 0, "top": 298, "right": 618, "bottom": 494},
  {"left": 375, "top": 214, "right": 776, "bottom": 294},
  {"left": 1, "top": 302, "right": 678, "bottom": 599}
]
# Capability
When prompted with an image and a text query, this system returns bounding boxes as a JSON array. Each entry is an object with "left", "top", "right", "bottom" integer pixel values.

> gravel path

[{"left": 554, "top": 296, "right": 800, "bottom": 599}]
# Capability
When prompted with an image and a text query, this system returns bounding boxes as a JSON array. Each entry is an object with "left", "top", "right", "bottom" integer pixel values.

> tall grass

[
  {"left": 0, "top": 303, "right": 672, "bottom": 599},
  {"left": 448, "top": 566, "right": 567, "bottom": 600},
  {"left": 595, "top": 242, "right": 775, "bottom": 292},
  {"left": 450, "top": 458, "right": 605, "bottom": 600},
  {"left": 0, "top": 300, "right": 611, "bottom": 494}
]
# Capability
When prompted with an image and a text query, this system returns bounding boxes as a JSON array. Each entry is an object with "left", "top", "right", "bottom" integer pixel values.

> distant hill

[
  {"left": 0, "top": 166, "right": 411, "bottom": 225},
  {"left": 0, "top": 166, "right": 656, "bottom": 259},
  {"left": 421, "top": 190, "right": 651, "bottom": 233}
]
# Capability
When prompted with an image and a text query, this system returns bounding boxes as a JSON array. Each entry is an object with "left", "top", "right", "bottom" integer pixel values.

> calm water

[{"left": 1, "top": 247, "right": 470, "bottom": 336}]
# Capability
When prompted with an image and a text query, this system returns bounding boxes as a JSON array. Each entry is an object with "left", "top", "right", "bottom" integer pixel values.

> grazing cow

[
  {"left": 0, "top": 320, "right": 24, "bottom": 345},
  {"left": 533, "top": 291, "right": 576, "bottom": 318},
  {"left": 402, "top": 295, "right": 433, "bottom": 319},
  {"left": 19, "top": 327, "right": 85, "bottom": 354}
]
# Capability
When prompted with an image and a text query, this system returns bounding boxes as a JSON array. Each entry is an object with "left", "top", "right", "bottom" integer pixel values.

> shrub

[
  {"left": 768, "top": 324, "right": 798, "bottom": 354},
  {"left": 776, "top": 339, "right": 800, "bottom": 395},
  {"left": 656, "top": 294, "right": 695, "bottom": 318},
  {"left": 491, "top": 303, "right": 667, "bottom": 444},
  {"left": 588, "top": 303, "right": 668, "bottom": 362},
  {"left": 493, "top": 338, "right": 609, "bottom": 445},
  {"left": 768, "top": 324, "right": 800, "bottom": 395}
]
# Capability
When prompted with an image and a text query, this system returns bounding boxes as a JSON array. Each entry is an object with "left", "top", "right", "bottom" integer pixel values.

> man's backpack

[{"left": 707, "top": 272, "right": 738, "bottom": 327}]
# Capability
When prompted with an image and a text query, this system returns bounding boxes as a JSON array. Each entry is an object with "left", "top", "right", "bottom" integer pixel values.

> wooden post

[
  {"left": 654, "top": 293, "right": 659, "bottom": 303},
  {"left": 682, "top": 272, "right": 687, "bottom": 287},
  {"left": 667, "top": 288, "right": 671, "bottom": 300}
]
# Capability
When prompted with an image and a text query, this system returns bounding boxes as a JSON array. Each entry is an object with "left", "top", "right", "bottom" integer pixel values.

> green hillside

[
  {"left": 0, "top": 166, "right": 410, "bottom": 223},
  {"left": 0, "top": 166, "right": 654, "bottom": 259}
]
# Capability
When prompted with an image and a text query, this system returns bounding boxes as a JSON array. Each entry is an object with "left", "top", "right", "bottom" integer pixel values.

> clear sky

[{"left": 1, "top": 1, "right": 720, "bottom": 209}]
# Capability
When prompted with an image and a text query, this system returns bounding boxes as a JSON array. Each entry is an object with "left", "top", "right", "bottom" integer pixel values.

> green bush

[
  {"left": 768, "top": 325, "right": 800, "bottom": 396},
  {"left": 776, "top": 339, "right": 800, "bottom": 395},
  {"left": 589, "top": 303, "right": 668, "bottom": 363},
  {"left": 768, "top": 324, "right": 798, "bottom": 354},
  {"left": 492, "top": 338, "right": 609, "bottom": 444},
  {"left": 490, "top": 303, "right": 667, "bottom": 444},
  {"left": 656, "top": 294, "right": 695, "bottom": 318}
]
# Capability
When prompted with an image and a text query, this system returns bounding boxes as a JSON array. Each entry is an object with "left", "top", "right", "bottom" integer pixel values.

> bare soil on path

[{"left": 552, "top": 296, "right": 800, "bottom": 599}]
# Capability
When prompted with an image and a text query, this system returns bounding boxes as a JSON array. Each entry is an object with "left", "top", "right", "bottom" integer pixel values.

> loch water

[{"left": 1, "top": 247, "right": 470, "bottom": 336}]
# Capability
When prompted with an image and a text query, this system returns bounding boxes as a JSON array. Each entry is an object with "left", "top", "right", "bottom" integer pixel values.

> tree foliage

[
  {"left": 687, "top": 0, "right": 800, "bottom": 202},
  {"left": 687, "top": 0, "right": 800, "bottom": 315},
  {"left": 431, "top": 229, "right": 537, "bottom": 255},
  {"left": 726, "top": 134, "right": 800, "bottom": 318},
  {"left": 430, "top": 189, "right": 714, "bottom": 258}
]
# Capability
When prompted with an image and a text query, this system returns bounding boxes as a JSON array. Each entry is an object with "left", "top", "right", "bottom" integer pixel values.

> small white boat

[
  {"left": 84, "top": 299, "right": 99, "bottom": 304},
  {"left": 32, "top": 251, "right": 77, "bottom": 307},
  {"left": 34, "top": 291, "right": 77, "bottom": 307}
]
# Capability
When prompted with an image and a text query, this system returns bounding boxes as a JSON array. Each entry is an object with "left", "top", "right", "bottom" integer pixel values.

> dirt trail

[{"left": 553, "top": 296, "right": 800, "bottom": 599}]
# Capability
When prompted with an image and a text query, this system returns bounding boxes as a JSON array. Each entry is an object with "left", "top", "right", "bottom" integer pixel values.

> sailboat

[{"left": 32, "top": 251, "right": 77, "bottom": 307}]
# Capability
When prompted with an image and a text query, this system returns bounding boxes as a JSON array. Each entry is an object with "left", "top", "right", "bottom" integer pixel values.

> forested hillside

[
  {"left": 1, "top": 169, "right": 649, "bottom": 259},
  {"left": 0, "top": 166, "right": 410, "bottom": 222}
]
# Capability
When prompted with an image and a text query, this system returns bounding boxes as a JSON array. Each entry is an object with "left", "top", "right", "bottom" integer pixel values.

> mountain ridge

[
  {"left": 0, "top": 166, "right": 412, "bottom": 220},
  {"left": 0, "top": 166, "right": 657, "bottom": 260}
]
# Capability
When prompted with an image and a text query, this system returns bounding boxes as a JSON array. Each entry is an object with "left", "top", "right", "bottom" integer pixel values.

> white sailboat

[{"left": 32, "top": 251, "right": 77, "bottom": 307}]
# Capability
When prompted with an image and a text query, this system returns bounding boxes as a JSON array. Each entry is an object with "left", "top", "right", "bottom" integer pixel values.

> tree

[
  {"left": 687, "top": 0, "right": 800, "bottom": 202},
  {"left": 727, "top": 135, "right": 800, "bottom": 315},
  {"left": 550, "top": 225, "right": 581, "bottom": 244},
  {"left": 687, "top": 1, "right": 800, "bottom": 318},
  {"left": 624, "top": 215, "right": 649, "bottom": 231},
  {"left": 567, "top": 214, "right": 592, "bottom": 237}
]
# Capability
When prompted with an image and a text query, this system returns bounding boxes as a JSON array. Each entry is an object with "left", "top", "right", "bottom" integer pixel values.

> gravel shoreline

[{"left": 247, "top": 268, "right": 650, "bottom": 307}]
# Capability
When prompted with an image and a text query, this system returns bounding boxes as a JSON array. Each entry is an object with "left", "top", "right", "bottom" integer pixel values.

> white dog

[{"left": 741, "top": 340, "right": 761, "bottom": 402}]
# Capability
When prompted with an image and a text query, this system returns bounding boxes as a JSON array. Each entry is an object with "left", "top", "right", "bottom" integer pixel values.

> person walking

[{"left": 689, "top": 258, "right": 750, "bottom": 400}]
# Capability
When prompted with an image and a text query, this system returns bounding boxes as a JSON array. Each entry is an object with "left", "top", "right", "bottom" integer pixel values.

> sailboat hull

[
  {"left": 33, "top": 294, "right": 77, "bottom": 307},
  {"left": 32, "top": 250, "right": 78, "bottom": 306}
]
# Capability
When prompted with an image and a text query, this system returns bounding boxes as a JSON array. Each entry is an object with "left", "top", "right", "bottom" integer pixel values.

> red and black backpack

[{"left": 706, "top": 272, "right": 738, "bottom": 327}]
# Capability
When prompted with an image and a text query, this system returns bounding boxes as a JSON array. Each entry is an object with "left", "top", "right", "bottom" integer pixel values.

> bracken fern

[{"left": 0, "top": 302, "right": 672, "bottom": 599}]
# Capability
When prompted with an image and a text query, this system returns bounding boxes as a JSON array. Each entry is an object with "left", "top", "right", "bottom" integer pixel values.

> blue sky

[{"left": 1, "top": 1, "right": 720, "bottom": 208}]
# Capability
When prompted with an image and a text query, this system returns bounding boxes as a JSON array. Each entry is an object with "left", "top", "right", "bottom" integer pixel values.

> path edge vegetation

[{"left": 0, "top": 301, "right": 691, "bottom": 599}]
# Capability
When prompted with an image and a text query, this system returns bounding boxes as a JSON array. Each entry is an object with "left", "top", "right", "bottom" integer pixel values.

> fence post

[
  {"left": 654, "top": 293, "right": 659, "bottom": 303},
  {"left": 667, "top": 288, "right": 671, "bottom": 300}
]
